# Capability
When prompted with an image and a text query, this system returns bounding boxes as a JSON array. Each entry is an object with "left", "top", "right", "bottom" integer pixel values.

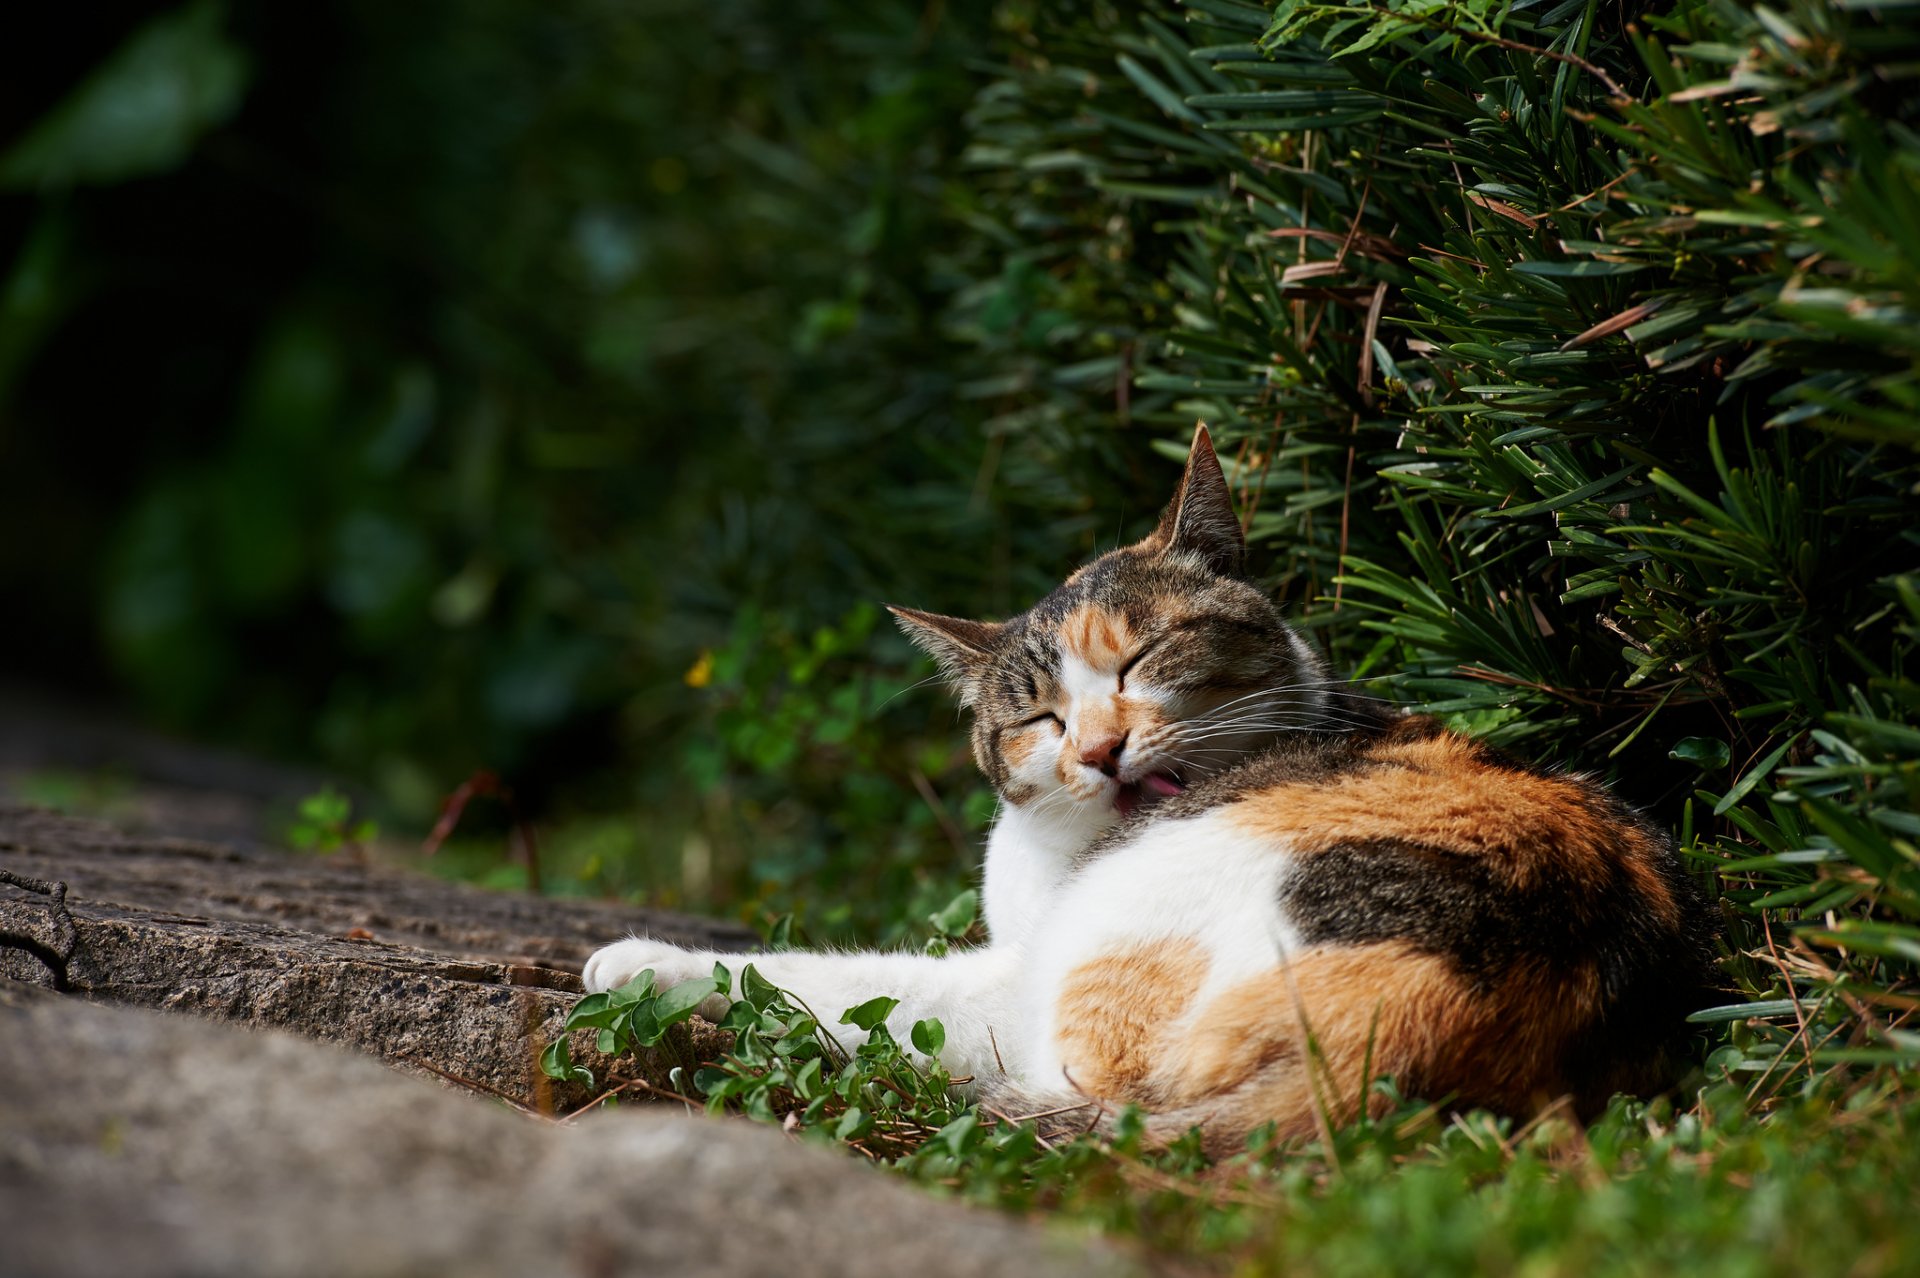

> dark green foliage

[
  {"left": 3, "top": 0, "right": 1026, "bottom": 926},
  {"left": 663, "top": 606, "right": 990, "bottom": 939},
  {"left": 555, "top": 0, "right": 1920, "bottom": 1248},
  {"left": 540, "top": 965, "right": 725, "bottom": 1094}
]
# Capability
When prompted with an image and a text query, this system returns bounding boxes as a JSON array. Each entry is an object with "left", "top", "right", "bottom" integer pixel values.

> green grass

[
  {"left": 1219, "top": 1089, "right": 1920, "bottom": 1278},
  {"left": 556, "top": 960, "right": 1920, "bottom": 1276},
  {"left": 988, "top": 1090, "right": 1920, "bottom": 1277}
]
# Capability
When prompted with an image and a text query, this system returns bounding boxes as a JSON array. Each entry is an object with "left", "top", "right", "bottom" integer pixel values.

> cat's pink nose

[{"left": 1078, "top": 732, "right": 1128, "bottom": 776}]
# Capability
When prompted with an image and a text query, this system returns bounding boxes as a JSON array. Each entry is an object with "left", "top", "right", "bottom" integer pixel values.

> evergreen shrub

[{"left": 962, "top": 0, "right": 1920, "bottom": 1082}]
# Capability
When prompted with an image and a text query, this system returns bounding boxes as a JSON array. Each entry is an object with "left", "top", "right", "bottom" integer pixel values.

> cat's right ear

[
  {"left": 888, "top": 606, "right": 1003, "bottom": 705},
  {"left": 1143, "top": 423, "right": 1245, "bottom": 576}
]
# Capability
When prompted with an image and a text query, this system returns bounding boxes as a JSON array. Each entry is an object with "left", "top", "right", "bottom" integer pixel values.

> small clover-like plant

[
  {"left": 550, "top": 961, "right": 981, "bottom": 1160},
  {"left": 922, "top": 888, "right": 978, "bottom": 957},
  {"left": 288, "top": 786, "right": 377, "bottom": 855},
  {"left": 540, "top": 962, "right": 729, "bottom": 1093}
]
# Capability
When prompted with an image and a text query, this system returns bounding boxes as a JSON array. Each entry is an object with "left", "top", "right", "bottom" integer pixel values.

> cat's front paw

[{"left": 581, "top": 938, "right": 725, "bottom": 1015}]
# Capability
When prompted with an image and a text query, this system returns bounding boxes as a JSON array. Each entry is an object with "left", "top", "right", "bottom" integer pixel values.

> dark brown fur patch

[{"left": 1055, "top": 939, "right": 1210, "bottom": 1103}]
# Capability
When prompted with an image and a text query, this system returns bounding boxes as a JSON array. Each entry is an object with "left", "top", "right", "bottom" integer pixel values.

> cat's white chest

[{"left": 981, "top": 801, "right": 1117, "bottom": 944}]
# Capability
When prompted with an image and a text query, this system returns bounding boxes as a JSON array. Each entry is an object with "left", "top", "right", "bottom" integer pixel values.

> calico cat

[{"left": 583, "top": 428, "right": 1713, "bottom": 1151}]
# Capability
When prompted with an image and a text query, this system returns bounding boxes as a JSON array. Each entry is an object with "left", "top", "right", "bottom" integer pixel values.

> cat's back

[
  {"left": 1188, "top": 714, "right": 1694, "bottom": 954},
  {"left": 1030, "top": 715, "right": 1713, "bottom": 1151}
]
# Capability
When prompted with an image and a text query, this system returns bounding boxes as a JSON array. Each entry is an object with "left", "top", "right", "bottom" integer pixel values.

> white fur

[
  {"left": 1022, "top": 811, "right": 1301, "bottom": 1085},
  {"left": 981, "top": 801, "right": 1105, "bottom": 944},
  {"left": 975, "top": 649, "right": 1135, "bottom": 941},
  {"left": 1058, "top": 651, "right": 1119, "bottom": 723},
  {"left": 583, "top": 797, "right": 1308, "bottom": 1100},
  {"left": 583, "top": 936, "right": 1026, "bottom": 1082},
  {"left": 581, "top": 663, "right": 1338, "bottom": 1098}
]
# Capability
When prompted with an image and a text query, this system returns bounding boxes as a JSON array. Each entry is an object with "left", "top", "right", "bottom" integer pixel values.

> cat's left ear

[
  {"left": 1144, "top": 424, "right": 1245, "bottom": 576},
  {"left": 887, "top": 606, "right": 1003, "bottom": 705}
]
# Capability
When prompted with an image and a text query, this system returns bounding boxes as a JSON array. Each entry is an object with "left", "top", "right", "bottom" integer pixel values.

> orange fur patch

[
  {"left": 1059, "top": 604, "right": 1132, "bottom": 671},
  {"left": 1160, "top": 942, "right": 1602, "bottom": 1152},
  {"left": 1226, "top": 729, "right": 1678, "bottom": 921},
  {"left": 1170, "top": 943, "right": 1464, "bottom": 1140},
  {"left": 1055, "top": 939, "right": 1209, "bottom": 1103},
  {"left": 999, "top": 724, "right": 1038, "bottom": 772}
]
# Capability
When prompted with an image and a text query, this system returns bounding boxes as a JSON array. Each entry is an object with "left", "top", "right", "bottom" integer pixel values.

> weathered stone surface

[
  {"left": 0, "top": 985, "right": 1140, "bottom": 1278},
  {"left": 0, "top": 802, "right": 756, "bottom": 965},
  {"left": 0, "top": 803, "right": 752, "bottom": 1108}
]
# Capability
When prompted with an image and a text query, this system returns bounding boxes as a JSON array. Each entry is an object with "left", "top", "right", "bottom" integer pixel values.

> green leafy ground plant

[
  {"left": 548, "top": 966, "right": 1917, "bottom": 1276},
  {"left": 286, "top": 786, "right": 378, "bottom": 856}
]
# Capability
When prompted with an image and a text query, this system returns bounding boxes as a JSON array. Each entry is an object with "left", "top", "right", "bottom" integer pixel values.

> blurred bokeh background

[
  {"left": 7, "top": 1, "right": 1916, "bottom": 975},
  {"left": 2, "top": 0, "right": 1154, "bottom": 937}
]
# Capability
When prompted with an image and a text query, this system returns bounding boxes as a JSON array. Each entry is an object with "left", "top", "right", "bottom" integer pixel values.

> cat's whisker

[
  {"left": 1200, "top": 686, "right": 1292, "bottom": 712},
  {"left": 1182, "top": 690, "right": 1382, "bottom": 721},
  {"left": 1196, "top": 700, "right": 1389, "bottom": 727},
  {"left": 1194, "top": 685, "right": 1313, "bottom": 715},
  {"left": 1186, "top": 704, "right": 1343, "bottom": 733},
  {"left": 1165, "top": 722, "right": 1364, "bottom": 748},
  {"left": 1185, "top": 704, "right": 1299, "bottom": 729},
  {"left": 1191, "top": 687, "right": 1309, "bottom": 718},
  {"left": 1157, "top": 742, "right": 1240, "bottom": 756},
  {"left": 1173, "top": 714, "right": 1374, "bottom": 741},
  {"left": 1151, "top": 751, "right": 1223, "bottom": 776},
  {"left": 1233, "top": 674, "right": 1384, "bottom": 698},
  {"left": 1186, "top": 720, "right": 1371, "bottom": 739},
  {"left": 1024, "top": 786, "right": 1080, "bottom": 819},
  {"left": 876, "top": 671, "right": 961, "bottom": 712},
  {"left": 1191, "top": 680, "right": 1400, "bottom": 718},
  {"left": 1268, "top": 673, "right": 1402, "bottom": 693},
  {"left": 1223, "top": 708, "right": 1382, "bottom": 728}
]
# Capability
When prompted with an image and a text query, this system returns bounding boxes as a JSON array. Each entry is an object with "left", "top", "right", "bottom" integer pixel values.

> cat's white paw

[{"left": 581, "top": 938, "right": 727, "bottom": 1017}]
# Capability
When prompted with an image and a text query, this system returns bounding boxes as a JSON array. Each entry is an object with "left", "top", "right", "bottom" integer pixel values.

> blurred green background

[
  {"left": 6, "top": 1, "right": 1918, "bottom": 993},
  {"left": 1, "top": 0, "right": 1142, "bottom": 937}
]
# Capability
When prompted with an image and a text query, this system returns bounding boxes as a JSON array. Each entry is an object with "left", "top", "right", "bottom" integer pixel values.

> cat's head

[{"left": 891, "top": 427, "right": 1338, "bottom": 837}]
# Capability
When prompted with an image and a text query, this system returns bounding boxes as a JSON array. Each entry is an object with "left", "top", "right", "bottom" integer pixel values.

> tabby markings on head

[{"left": 889, "top": 425, "right": 1348, "bottom": 826}]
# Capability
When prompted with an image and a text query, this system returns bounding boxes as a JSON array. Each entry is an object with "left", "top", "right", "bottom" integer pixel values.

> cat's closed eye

[
  {"left": 1115, "top": 640, "right": 1164, "bottom": 692},
  {"left": 1022, "top": 710, "right": 1064, "bottom": 733}
]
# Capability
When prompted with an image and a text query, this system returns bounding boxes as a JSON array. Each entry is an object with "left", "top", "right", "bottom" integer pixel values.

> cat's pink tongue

[
  {"left": 1116, "top": 773, "right": 1184, "bottom": 817},
  {"left": 1142, "top": 773, "right": 1185, "bottom": 798}
]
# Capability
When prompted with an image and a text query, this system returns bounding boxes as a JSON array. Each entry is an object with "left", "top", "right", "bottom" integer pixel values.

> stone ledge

[
  {"left": 0, "top": 984, "right": 1138, "bottom": 1278},
  {"left": 0, "top": 803, "right": 747, "bottom": 1108}
]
